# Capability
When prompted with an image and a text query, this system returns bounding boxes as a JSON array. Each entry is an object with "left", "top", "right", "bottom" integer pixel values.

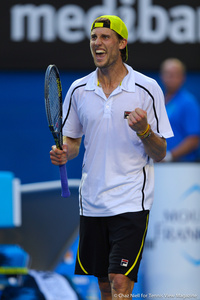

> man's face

[
  {"left": 161, "top": 61, "right": 185, "bottom": 93},
  {"left": 90, "top": 27, "right": 125, "bottom": 69}
]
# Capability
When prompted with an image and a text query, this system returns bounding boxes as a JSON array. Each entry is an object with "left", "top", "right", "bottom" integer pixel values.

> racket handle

[{"left": 59, "top": 164, "right": 70, "bottom": 198}]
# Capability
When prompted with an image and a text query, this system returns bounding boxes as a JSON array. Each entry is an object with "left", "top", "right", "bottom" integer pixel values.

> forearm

[
  {"left": 140, "top": 129, "right": 167, "bottom": 162},
  {"left": 127, "top": 108, "right": 167, "bottom": 161},
  {"left": 170, "top": 136, "right": 199, "bottom": 161},
  {"left": 63, "top": 136, "right": 82, "bottom": 161}
]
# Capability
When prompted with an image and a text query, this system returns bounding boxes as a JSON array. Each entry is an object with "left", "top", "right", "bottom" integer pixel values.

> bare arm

[
  {"left": 139, "top": 131, "right": 167, "bottom": 162},
  {"left": 170, "top": 135, "right": 199, "bottom": 161},
  {"left": 128, "top": 108, "right": 167, "bottom": 162},
  {"left": 50, "top": 136, "right": 82, "bottom": 166},
  {"left": 63, "top": 136, "right": 82, "bottom": 160}
]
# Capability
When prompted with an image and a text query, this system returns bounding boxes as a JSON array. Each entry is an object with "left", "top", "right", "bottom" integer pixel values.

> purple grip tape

[{"left": 59, "top": 164, "right": 70, "bottom": 197}]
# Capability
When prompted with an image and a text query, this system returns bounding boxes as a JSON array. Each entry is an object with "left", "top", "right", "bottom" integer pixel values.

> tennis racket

[{"left": 44, "top": 64, "right": 70, "bottom": 198}]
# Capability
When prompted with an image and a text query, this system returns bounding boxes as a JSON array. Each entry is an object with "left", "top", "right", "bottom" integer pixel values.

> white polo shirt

[{"left": 63, "top": 64, "right": 173, "bottom": 217}]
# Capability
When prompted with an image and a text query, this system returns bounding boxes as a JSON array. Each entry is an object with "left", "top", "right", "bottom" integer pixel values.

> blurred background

[{"left": 0, "top": 0, "right": 200, "bottom": 299}]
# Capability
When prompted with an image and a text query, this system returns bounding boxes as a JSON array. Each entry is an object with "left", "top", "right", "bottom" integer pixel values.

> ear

[{"left": 119, "top": 39, "right": 127, "bottom": 50}]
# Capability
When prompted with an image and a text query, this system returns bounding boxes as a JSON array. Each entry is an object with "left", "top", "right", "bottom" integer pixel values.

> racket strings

[{"left": 48, "top": 70, "right": 62, "bottom": 133}]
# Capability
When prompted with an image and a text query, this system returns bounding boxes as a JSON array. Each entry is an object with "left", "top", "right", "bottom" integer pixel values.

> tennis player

[{"left": 50, "top": 15, "right": 173, "bottom": 300}]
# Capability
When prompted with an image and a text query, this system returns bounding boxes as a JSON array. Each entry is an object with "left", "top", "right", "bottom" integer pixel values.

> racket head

[{"left": 44, "top": 64, "right": 63, "bottom": 149}]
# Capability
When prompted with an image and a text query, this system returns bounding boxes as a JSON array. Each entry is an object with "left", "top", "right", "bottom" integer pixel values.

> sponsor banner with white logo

[
  {"left": 143, "top": 163, "right": 200, "bottom": 297},
  {"left": 0, "top": 0, "right": 200, "bottom": 70}
]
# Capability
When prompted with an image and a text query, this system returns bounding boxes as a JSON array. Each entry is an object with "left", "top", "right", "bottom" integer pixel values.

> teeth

[{"left": 96, "top": 50, "right": 105, "bottom": 54}]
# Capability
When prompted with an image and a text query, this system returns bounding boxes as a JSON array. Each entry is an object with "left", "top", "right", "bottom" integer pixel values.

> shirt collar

[
  {"left": 121, "top": 64, "right": 136, "bottom": 93},
  {"left": 85, "top": 64, "right": 136, "bottom": 93}
]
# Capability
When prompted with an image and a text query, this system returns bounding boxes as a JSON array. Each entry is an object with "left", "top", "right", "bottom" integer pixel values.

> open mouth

[{"left": 95, "top": 49, "right": 106, "bottom": 58}]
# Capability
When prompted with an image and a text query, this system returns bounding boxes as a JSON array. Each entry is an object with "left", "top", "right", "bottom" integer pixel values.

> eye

[{"left": 91, "top": 34, "right": 97, "bottom": 41}]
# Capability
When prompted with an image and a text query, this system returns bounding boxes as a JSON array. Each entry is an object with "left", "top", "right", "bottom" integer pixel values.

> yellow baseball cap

[{"left": 91, "top": 15, "right": 128, "bottom": 61}]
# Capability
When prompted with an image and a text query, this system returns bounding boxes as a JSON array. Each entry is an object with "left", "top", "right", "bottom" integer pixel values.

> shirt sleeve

[
  {"left": 62, "top": 84, "right": 83, "bottom": 138},
  {"left": 145, "top": 79, "right": 174, "bottom": 139}
]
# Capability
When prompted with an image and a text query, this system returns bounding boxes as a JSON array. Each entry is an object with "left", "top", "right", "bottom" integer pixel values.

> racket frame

[{"left": 44, "top": 64, "right": 70, "bottom": 197}]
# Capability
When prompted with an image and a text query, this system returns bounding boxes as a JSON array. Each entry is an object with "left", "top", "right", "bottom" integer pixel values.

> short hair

[{"left": 160, "top": 58, "right": 186, "bottom": 75}]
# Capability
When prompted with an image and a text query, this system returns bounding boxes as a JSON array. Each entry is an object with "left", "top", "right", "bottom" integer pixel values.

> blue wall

[{"left": 0, "top": 70, "right": 200, "bottom": 184}]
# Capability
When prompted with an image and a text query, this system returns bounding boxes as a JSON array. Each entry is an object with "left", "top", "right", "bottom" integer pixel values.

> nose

[{"left": 94, "top": 36, "right": 102, "bottom": 46}]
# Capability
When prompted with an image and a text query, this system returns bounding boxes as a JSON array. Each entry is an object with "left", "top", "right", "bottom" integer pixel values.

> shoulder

[
  {"left": 126, "top": 64, "right": 161, "bottom": 93},
  {"left": 70, "top": 72, "right": 93, "bottom": 90},
  {"left": 178, "top": 88, "right": 198, "bottom": 103},
  {"left": 135, "top": 70, "right": 160, "bottom": 92},
  {"left": 170, "top": 88, "right": 200, "bottom": 120},
  {"left": 63, "top": 70, "right": 96, "bottom": 104},
  {"left": 173, "top": 88, "right": 200, "bottom": 114}
]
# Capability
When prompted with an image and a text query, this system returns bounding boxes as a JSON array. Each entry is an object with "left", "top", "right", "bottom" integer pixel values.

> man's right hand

[{"left": 50, "top": 144, "right": 68, "bottom": 166}]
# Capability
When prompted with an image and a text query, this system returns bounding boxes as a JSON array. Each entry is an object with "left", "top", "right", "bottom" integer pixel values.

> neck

[
  {"left": 165, "top": 85, "right": 182, "bottom": 104},
  {"left": 98, "top": 62, "right": 128, "bottom": 89},
  {"left": 165, "top": 89, "right": 178, "bottom": 104}
]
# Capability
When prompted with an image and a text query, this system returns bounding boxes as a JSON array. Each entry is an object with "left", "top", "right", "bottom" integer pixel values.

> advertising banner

[
  {"left": 0, "top": 172, "right": 21, "bottom": 227},
  {"left": 143, "top": 164, "right": 200, "bottom": 298},
  {"left": 1, "top": 0, "right": 200, "bottom": 70}
]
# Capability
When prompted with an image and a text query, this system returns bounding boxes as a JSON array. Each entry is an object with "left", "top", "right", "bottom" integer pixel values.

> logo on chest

[{"left": 124, "top": 111, "right": 131, "bottom": 119}]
